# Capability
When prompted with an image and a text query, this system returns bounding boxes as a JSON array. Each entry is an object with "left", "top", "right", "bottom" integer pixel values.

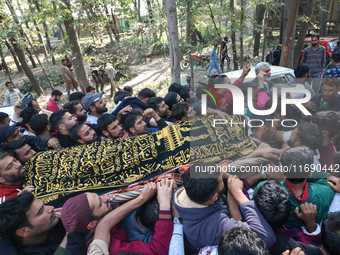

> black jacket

[
  {"left": 310, "top": 93, "right": 340, "bottom": 114},
  {"left": 24, "top": 135, "right": 50, "bottom": 151}
]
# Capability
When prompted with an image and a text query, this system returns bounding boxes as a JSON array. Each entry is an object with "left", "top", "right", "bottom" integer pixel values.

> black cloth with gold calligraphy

[{"left": 24, "top": 115, "right": 257, "bottom": 205}]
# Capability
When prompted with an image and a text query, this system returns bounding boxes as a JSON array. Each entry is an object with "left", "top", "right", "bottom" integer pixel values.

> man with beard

[
  {"left": 249, "top": 114, "right": 278, "bottom": 144},
  {"left": 145, "top": 97, "right": 170, "bottom": 120},
  {"left": 70, "top": 123, "right": 102, "bottom": 145},
  {"left": 63, "top": 100, "right": 87, "bottom": 122},
  {"left": 3, "top": 140, "right": 36, "bottom": 165},
  {"left": 173, "top": 162, "right": 275, "bottom": 251},
  {"left": 0, "top": 151, "right": 34, "bottom": 204},
  {"left": 97, "top": 114, "right": 126, "bottom": 141},
  {"left": 308, "top": 77, "right": 340, "bottom": 114},
  {"left": 251, "top": 62, "right": 272, "bottom": 95},
  {"left": 50, "top": 109, "right": 78, "bottom": 148},
  {"left": 288, "top": 63, "right": 315, "bottom": 97},
  {"left": 83, "top": 92, "right": 108, "bottom": 125},
  {"left": 122, "top": 109, "right": 168, "bottom": 137},
  {"left": 301, "top": 34, "right": 326, "bottom": 93}
]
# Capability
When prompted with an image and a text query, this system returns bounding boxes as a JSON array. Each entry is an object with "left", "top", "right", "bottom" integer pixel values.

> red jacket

[
  {"left": 0, "top": 184, "right": 22, "bottom": 204},
  {"left": 47, "top": 98, "right": 62, "bottom": 112},
  {"left": 108, "top": 217, "right": 173, "bottom": 255}
]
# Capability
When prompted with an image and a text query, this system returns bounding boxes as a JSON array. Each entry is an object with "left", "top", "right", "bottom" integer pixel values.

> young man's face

[
  {"left": 92, "top": 99, "right": 108, "bottom": 114},
  {"left": 0, "top": 155, "right": 26, "bottom": 184},
  {"left": 156, "top": 101, "right": 169, "bottom": 118},
  {"left": 287, "top": 128, "right": 300, "bottom": 148},
  {"left": 321, "top": 84, "right": 338, "bottom": 102},
  {"left": 131, "top": 116, "right": 148, "bottom": 136},
  {"left": 25, "top": 198, "right": 59, "bottom": 237},
  {"left": 31, "top": 101, "right": 41, "bottom": 112},
  {"left": 15, "top": 144, "right": 36, "bottom": 163},
  {"left": 86, "top": 192, "right": 112, "bottom": 219},
  {"left": 311, "top": 37, "right": 319, "bottom": 47},
  {"left": 185, "top": 106, "right": 196, "bottom": 119},
  {"left": 103, "top": 120, "right": 123, "bottom": 139},
  {"left": 62, "top": 60, "right": 67, "bottom": 65},
  {"left": 6, "top": 128, "right": 24, "bottom": 142},
  {"left": 77, "top": 125, "right": 98, "bottom": 144},
  {"left": 0, "top": 117, "right": 10, "bottom": 126},
  {"left": 6, "top": 83, "right": 14, "bottom": 91},
  {"left": 74, "top": 104, "right": 87, "bottom": 122},
  {"left": 61, "top": 112, "right": 78, "bottom": 131}
]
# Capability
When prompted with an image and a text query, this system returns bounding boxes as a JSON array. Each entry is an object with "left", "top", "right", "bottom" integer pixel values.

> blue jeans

[{"left": 207, "top": 61, "right": 222, "bottom": 76}]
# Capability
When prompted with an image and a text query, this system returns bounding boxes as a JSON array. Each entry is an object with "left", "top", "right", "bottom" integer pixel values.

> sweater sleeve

[
  {"left": 4, "top": 92, "right": 10, "bottom": 106},
  {"left": 240, "top": 201, "right": 276, "bottom": 247},
  {"left": 156, "top": 118, "right": 168, "bottom": 130},
  {"left": 257, "top": 89, "right": 269, "bottom": 109},
  {"left": 24, "top": 135, "right": 49, "bottom": 151},
  {"left": 168, "top": 223, "right": 184, "bottom": 255},
  {"left": 224, "top": 79, "right": 242, "bottom": 105},
  {"left": 109, "top": 212, "right": 174, "bottom": 255}
]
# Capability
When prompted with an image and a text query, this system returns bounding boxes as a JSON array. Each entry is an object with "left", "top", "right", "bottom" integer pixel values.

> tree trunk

[
  {"left": 106, "top": 24, "right": 115, "bottom": 46},
  {"left": 0, "top": 43, "right": 12, "bottom": 82},
  {"left": 27, "top": 0, "right": 48, "bottom": 57},
  {"left": 62, "top": 0, "right": 90, "bottom": 92},
  {"left": 34, "top": 0, "right": 55, "bottom": 65},
  {"left": 10, "top": 37, "right": 43, "bottom": 95},
  {"left": 52, "top": 0, "right": 68, "bottom": 44},
  {"left": 230, "top": 0, "right": 238, "bottom": 70},
  {"left": 106, "top": 7, "right": 119, "bottom": 42},
  {"left": 110, "top": 8, "right": 120, "bottom": 42},
  {"left": 195, "top": 28, "right": 206, "bottom": 44},
  {"left": 282, "top": 0, "right": 292, "bottom": 44},
  {"left": 164, "top": 0, "right": 181, "bottom": 83},
  {"left": 186, "top": 0, "right": 191, "bottom": 44},
  {"left": 253, "top": 4, "right": 266, "bottom": 57},
  {"left": 280, "top": 0, "right": 300, "bottom": 67},
  {"left": 240, "top": 0, "right": 245, "bottom": 67},
  {"left": 319, "top": 0, "right": 328, "bottom": 36},
  {"left": 5, "top": 40, "right": 22, "bottom": 72},
  {"left": 146, "top": 0, "right": 154, "bottom": 24},
  {"left": 293, "top": 0, "right": 316, "bottom": 67}
]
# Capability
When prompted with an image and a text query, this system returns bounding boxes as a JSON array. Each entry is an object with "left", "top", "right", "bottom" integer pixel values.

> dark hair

[
  {"left": 145, "top": 97, "right": 164, "bottom": 111},
  {"left": 123, "top": 86, "right": 133, "bottom": 93},
  {"left": 86, "top": 86, "right": 96, "bottom": 93},
  {"left": 337, "top": 40, "right": 340, "bottom": 46},
  {"left": 121, "top": 111, "right": 142, "bottom": 134},
  {"left": 63, "top": 100, "right": 81, "bottom": 114},
  {"left": 61, "top": 58, "right": 66, "bottom": 62},
  {"left": 294, "top": 64, "right": 311, "bottom": 78},
  {"left": 311, "top": 111, "right": 340, "bottom": 138},
  {"left": 254, "top": 181, "right": 290, "bottom": 228},
  {"left": 168, "top": 83, "right": 183, "bottom": 94},
  {"left": 0, "top": 151, "right": 10, "bottom": 161},
  {"left": 218, "top": 227, "right": 269, "bottom": 255},
  {"left": 0, "top": 112, "right": 9, "bottom": 125},
  {"left": 138, "top": 196, "right": 159, "bottom": 230},
  {"left": 27, "top": 99, "right": 37, "bottom": 109},
  {"left": 332, "top": 52, "right": 340, "bottom": 63},
  {"left": 0, "top": 191, "right": 34, "bottom": 240},
  {"left": 250, "top": 114, "right": 277, "bottom": 131},
  {"left": 49, "top": 109, "right": 68, "bottom": 131},
  {"left": 281, "top": 146, "right": 314, "bottom": 184},
  {"left": 19, "top": 108, "right": 39, "bottom": 130},
  {"left": 97, "top": 114, "right": 117, "bottom": 133},
  {"left": 209, "top": 74, "right": 229, "bottom": 89},
  {"left": 311, "top": 34, "right": 320, "bottom": 40},
  {"left": 184, "top": 162, "right": 221, "bottom": 204},
  {"left": 172, "top": 102, "right": 190, "bottom": 121},
  {"left": 5, "top": 81, "right": 13, "bottom": 87},
  {"left": 180, "top": 87, "right": 191, "bottom": 101},
  {"left": 69, "top": 92, "right": 85, "bottom": 102},
  {"left": 296, "top": 123, "right": 323, "bottom": 150},
  {"left": 29, "top": 114, "right": 49, "bottom": 136},
  {"left": 321, "top": 212, "right": 340, "bottom": 255},
  {"left": 70, "top": 123, "right": 85, "bottom": 142},
  {"left": 240, "top": 82, "right": 258, "bottom": 97},
  {"left": 3, "top": 139, "right": 27, "bottom": 158},
  {"left": 137, "top": 88, "right": 156, "bottom": 101},
  {"left": 51, "top": 90, "right": 62, "bottom": 97},
  {"left": 114, "top": 90, "right": 130, "bottom": 105}
]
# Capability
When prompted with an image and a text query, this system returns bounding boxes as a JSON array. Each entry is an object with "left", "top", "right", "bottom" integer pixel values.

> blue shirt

[{"left": 323, "top": 65, "right": 340, "bottom": 78}]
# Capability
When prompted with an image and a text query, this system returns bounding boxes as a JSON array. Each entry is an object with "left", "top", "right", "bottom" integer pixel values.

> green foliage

[{"left": 21, "top": 71, "right": 64, "bottom": 94}]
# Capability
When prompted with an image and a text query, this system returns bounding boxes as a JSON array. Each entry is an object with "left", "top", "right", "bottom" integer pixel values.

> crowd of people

[{"left": 1, "top": 39, "right": 340, "bottom": 254}]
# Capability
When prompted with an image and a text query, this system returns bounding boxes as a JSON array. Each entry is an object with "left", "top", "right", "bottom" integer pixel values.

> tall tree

[
  {"left": 319, "top": 0, "right": 328, "bottom": 36},
  {"left": 0, "top": 43, "right": 12, "bottom": 82},
  {"left": 5, "top": 40, "right": 22, "bottom": 72},
  {"left": 52, "top": 0, "right": 68, "bottom": 44},
  {"left": 165, "top": 0, "right": 181, "bottom": 83},
  {"left": 33, "top": 0, "right": 56, "bottom": 65},
  {"left": 61, "top": 0, "right": 89, "bottom": 93},
  {"left": 230, "top": 0, "right": 238, "bottom": 70},
  {"left": 253, "top": 4, "right": 265, "bottom": 57},
  {"left": 293, "top": 0, "right": 316, "bottom": 67},
  {"left": 240, "top": 0, "right": 245, "bottom": 67}
]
